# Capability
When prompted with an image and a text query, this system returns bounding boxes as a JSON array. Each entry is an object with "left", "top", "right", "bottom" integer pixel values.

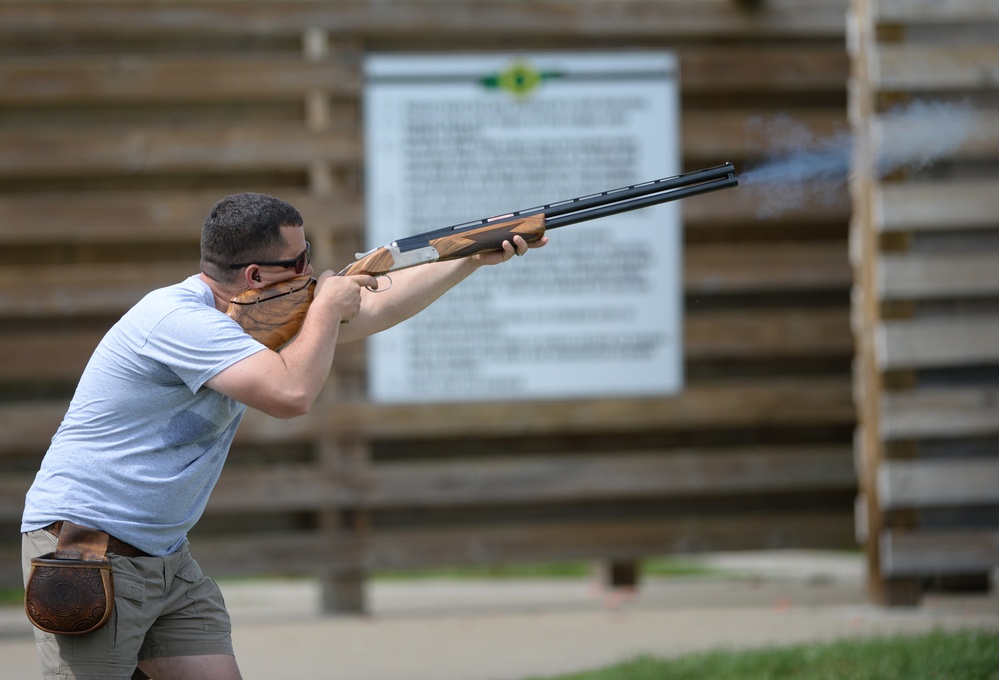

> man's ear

[{"left": 245, "top": 265, "right": 264, "bottom": 287}]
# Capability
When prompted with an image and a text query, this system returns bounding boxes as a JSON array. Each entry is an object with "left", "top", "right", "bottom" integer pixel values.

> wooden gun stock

[
  {"left": 226, "top": 276, "right": 316, "bottom": 350},
  {"left": 339, "top": 214, "right": 546, "bottom": 277},
  {"left": 227, "top": 162, "right": 738, "bottom": 350}
]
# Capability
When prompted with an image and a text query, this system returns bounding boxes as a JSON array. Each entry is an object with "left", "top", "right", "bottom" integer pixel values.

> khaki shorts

[{"left": 23, "top": 528, "right": 233, "bottom": 679}]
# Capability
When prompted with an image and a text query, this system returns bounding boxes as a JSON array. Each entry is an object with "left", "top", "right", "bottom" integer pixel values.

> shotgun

[{"left": 227, "top": 162, "right": 738, "bottom": 350}]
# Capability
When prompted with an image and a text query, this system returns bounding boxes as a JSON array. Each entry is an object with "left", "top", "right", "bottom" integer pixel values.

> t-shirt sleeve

[{"left": 141, "top": 304, "right": 267, "bottom": 393}]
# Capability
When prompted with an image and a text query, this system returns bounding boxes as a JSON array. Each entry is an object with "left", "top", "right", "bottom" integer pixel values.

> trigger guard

[{"left": 368, "top": 274, "right": 392, "bottom": 293}]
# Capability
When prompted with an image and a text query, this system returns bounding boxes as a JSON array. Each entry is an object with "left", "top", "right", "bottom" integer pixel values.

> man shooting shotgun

[
  {"left": 229, "top": 162, "right": 738, "bottom": 350},
  {"left": 21, "top": 162, "right": 735, "bottom": 679}
]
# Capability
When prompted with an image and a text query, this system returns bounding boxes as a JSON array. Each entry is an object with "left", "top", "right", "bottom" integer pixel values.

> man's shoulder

[
  {"left": 144, "top": 274, "right": 211, "bottom": 304},
  {"left": 126, "top": 275, "right": 212, "bottom": 319}
]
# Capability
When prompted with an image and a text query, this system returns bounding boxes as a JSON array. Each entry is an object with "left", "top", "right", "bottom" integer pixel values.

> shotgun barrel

[{"left": 420, "top": 162, "right": 737, "bottom": 239}]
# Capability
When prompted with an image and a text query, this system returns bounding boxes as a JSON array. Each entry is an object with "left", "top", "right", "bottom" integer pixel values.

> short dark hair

[{"left": 201, "top": 192, "right": 303, "bottom": 283}]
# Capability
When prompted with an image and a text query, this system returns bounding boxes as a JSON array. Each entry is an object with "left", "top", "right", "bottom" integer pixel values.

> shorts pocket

[
  {"left": 69, "top": 571, "right": 146, "bottom": 667},
  {"left": 175, "top": 557, "right": 231, "bottom": 634}
]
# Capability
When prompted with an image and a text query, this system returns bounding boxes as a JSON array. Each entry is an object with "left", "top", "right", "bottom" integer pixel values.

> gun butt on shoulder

[{"left": 225, "top": 276, "right": 316, "bottom": 351}]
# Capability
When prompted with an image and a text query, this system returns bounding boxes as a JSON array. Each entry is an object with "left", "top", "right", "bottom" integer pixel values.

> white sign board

[{"left": 363, "top": 52, "right": 682, "bottom": 403}]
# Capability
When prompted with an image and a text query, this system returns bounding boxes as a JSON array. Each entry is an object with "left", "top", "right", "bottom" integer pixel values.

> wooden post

[
  {"left": 597, "top": 559, "right": 640, "bottom": 590},
  {"left": 317, "top": 436, "right": 371, "bottom": 614},
  {"left": 304, "top": 27, "right": 334, "bottom": 197},
  {"left": 304, "top": 28, "right": 374, "bottom": 614},
  {"left": 848, "top": 0, "right": 999, "bottom": 604},
  {"left": 848, "top": 0, "right": 922, "bottom": 606}
]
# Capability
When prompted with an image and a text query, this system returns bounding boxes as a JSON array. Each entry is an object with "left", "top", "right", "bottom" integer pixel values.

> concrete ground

[{"left": 2, "top": 550, "right": 997, "bottom": 680}]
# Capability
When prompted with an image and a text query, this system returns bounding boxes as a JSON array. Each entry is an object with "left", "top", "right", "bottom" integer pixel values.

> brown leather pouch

[{"left": 25, "top": 522, "right": 114, "bottom": 635}]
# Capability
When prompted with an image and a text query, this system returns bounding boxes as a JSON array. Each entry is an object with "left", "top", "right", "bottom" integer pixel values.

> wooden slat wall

[
  {"left": 850, "top": 0, "right": 999, "bottom": 605},
  {"left": 0, "top": 0, "right": 857, "bottom": 610}
]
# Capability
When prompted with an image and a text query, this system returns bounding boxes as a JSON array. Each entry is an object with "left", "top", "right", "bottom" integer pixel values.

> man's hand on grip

[{"left": 314, "top": 271, "right": 378, "bottom": 323}]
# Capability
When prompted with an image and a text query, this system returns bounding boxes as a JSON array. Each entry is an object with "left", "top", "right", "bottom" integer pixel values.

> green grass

[
  {"left": 373, "top": 556, "right": 719, "bottom": 581},
  {"left": 0, "top": 587, "right": 23, "bottom": 606},
  {"left": 525, "top": 630, "right": 999, "bottom": 680}
]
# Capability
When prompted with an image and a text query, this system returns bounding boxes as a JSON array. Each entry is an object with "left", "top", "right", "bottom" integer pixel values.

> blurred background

[{"left": 0, "top": 0, "right": 996, "bottom": 614}]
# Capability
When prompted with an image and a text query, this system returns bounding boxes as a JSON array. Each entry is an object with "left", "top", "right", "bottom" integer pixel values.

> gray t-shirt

[{"left": 22, "top": 274, "right": 266, "bottom": 556}]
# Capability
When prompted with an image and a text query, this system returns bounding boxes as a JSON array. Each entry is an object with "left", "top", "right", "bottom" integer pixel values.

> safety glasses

[{"left": 229, "top": 242, "right": 311, "bottom": 274}]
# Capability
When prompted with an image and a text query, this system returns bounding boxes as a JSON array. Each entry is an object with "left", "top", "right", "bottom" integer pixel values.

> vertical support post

[
  {"left": 317, "top": 436, "right": 372, "bottom": 615},
  {"left": 304, "top": 27, "right": 334, "bottom": 197},
  {"left": 848, "top": 0, "right": 922, "bottom": 606},
  {"left": 597, "top": 560, "right": 640, "bottom": 590},
  {"left": 304, "top": 28, "right": 373, "bottom": 614}
]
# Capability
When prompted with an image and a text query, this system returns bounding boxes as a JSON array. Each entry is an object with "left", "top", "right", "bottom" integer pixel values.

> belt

[{"left": 44, "top": 521, "right": 149, "bottom": 558}]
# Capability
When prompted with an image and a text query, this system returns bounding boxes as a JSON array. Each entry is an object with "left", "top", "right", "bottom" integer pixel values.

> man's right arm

[{"left": 206, "top": 273, "right": 375, "bottom": 418}]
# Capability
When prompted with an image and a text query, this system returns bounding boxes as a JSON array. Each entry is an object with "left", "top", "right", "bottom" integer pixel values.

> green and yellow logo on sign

[{"left": 481, "top": 62, "right": 563, "bottom": 97}]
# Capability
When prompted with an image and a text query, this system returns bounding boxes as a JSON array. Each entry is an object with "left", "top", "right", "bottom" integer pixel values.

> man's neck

[{"left": 199, "top": 273, "right": 249, "bottom": 313}]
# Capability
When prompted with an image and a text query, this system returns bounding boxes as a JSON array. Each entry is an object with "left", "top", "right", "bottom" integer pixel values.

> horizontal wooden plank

[
  {"left": 875, "top": 0, "right": 999, "bottom": 23},
  {"left": 0, "top": 397, "right": 324, "bottom": 457},
  {"left": 682, "top": 45, "right": 846, "bottom": 93},
  {"left": 875, "top": 112, "right": 999, "bottom": 162},
  {"left": 0, "top": 55, "right": 357, "bottom": 104},
  {"left": 0, "top": 190, "right": 361, "bottom": 245},
  {"left": 0, "top": 262, "right": 193, "bottom": 317},
  {"left": 881, "top": 387, "right": 999, "bottom": 440},
  {"left": 0, "top": 473, "right": 30, "bottom": 520},
  {"left": 0, "top": 125, "right": 359, "bottom": 177},
  {"left": 359, "top": 512, "right": 855, "bottom": 572},
  {"left": 0, "top": 110, "right": 842, "bottom": 177},
  {"left": 686, "top": 241, "right": 850, "bottom": 294},
  {"left": 878, "top": 458, "right": 999, "bottom": 509},
  {"left": 876, "top": 316, "right": 999, "bottom": 370},
  {"left": 0, "top": 378, "right": 855, "bottom": 454},
  {"left": 0, "top": 509, "right": 856, "bottom": 588},
  {"left": 0, "top": 401, "right": 68, "bottom": 454},
  {"left": 879, "top": 251, "right": 999, "bottom": 300},
  {"left": 683, "top": 108, "right": 846, "bottom": 162},
  {"left": 0, "top": 506, "right": 857, "bottom": 584},
  {"left": 0, "top": 1, "right": 851, "bottom": 41},
  {"left": 194, "top": 445, "right": 856, "bottom": 515},
  {"left": 358, "top": 446, "right": 855, "bottom": 509},
  {"left": 0, "top": 192, "right": 204, "bottom": 245},
  {"left": 169, "top": 509, "right": 855, "bottom": 578},
  {"left": 881, "top": 529, "right": 999, "bottom": 577},
  {"left": 686, "top": 307, "right": 851, "bottom": 359},
  {"left": 204, "top": 465, "right": 341, "bottom": 515},
  {"left": 322, "top": 379, "right": 856, "bottom": 439},
  {"left": 0, "top": 328, "right": 104, "bottom": 382},
  {"left": 875, "top": 44, "right": 999, "bottom": 91},
  {"left": 0, "top": 46, "right": 845, "bottom": 105},
  {"left": 0, "top": 239, "right": 849, "bottom": 318},
  {"left": 0, "top": 182, "right": 846, "bottom": 247},
  {"left": 0, "top": 306, "right": 851, "bottom": 384},
  {"left": 876, "top": 178, "right": 999, "bottom": 232},
  {"left": 685, "top": 183, "right": 849, "bottom": 228}
]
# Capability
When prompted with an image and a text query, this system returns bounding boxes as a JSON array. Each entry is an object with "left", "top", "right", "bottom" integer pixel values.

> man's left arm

[{"left": 336, "top": 234, "right": 547, "bottom": 343}]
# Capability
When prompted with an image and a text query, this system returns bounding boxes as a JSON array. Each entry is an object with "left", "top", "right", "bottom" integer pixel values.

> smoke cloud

[{"left": 738, "top": 100, "right": 980, "bottom": 218}]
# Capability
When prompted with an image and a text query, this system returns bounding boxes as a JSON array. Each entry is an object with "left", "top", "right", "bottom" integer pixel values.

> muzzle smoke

[{"left": 738, "top": 100, "right": 980, "bottom": 218}]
